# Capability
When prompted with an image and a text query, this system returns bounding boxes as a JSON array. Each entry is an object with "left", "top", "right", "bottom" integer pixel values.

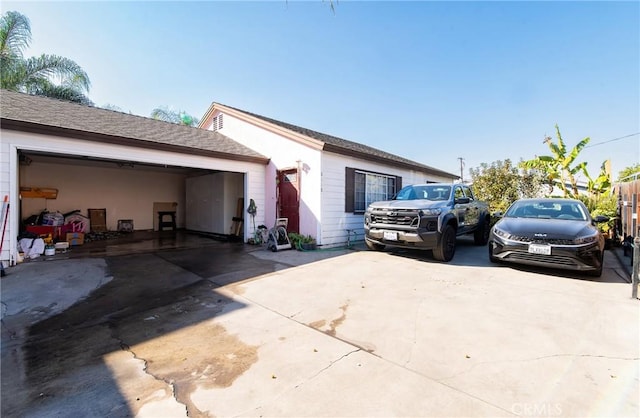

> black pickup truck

[{"left": 364, "top": 183, "right": 491, "bottom": 261}]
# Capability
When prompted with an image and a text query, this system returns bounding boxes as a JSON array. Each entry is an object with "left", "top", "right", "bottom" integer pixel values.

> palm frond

[
  {"left": 151, "top": 106, "right": 199, "bottom": 126},
  {"left": 151, "top": 107, "right": 182, "bottom": 124},
  {"left": 23, "top": 54, "right": 90, "bottom": 92},
  {"left": 0, "top": 57, "right": 25, "bottom": 89},
  {"left": 31, "top": 81, "right": 93, "bottom": 105},
  {"left": 0, "top": 11, "right": 31, "bottom": 60}
]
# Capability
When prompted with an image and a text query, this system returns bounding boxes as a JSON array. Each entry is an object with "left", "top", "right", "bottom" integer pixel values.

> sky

[{"left": 4, "top": 0, "right": 639, "bottom": 181}]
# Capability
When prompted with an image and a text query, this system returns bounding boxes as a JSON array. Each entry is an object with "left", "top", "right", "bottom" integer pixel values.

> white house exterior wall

[
  {"left": 206, "top": 112, "right": 323, "bottom": 241},
  {"left": 320, "top": 151, "right": 455, "bottom": 247},
  {"left": 0, "top": 129, "right": 266, "bottom": 266}
]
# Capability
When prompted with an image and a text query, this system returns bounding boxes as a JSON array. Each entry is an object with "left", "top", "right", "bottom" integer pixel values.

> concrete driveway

[{"left": 1, "top": 236, "right": 638, "bottom": 417}]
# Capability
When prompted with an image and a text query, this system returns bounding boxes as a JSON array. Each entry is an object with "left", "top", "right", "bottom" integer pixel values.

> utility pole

[{"left": 458, "top": 157, "right": 465, "bottom": 183}]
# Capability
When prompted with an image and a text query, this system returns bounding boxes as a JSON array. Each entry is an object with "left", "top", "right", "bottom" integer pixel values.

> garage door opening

[{"left": 17, "top": 150, "right": 246, "bottom": 250}]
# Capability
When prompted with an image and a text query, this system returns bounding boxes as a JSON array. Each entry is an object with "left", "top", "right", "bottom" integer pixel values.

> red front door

[{"left": 277, "top": 169, "right": 300, "bottom": 233}]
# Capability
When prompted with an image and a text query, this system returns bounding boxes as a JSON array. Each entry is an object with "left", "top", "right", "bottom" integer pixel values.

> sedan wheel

[{"left": 587, "top": 252, "right": 604, "bottom": 277}]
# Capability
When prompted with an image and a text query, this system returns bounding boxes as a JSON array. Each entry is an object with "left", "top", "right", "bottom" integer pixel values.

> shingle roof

[
  {"left": 0, "top": 90, "right": 268, "bottom": 164},
  {"left": 217, "top": 103, "right": 458, "bottom": 179}
]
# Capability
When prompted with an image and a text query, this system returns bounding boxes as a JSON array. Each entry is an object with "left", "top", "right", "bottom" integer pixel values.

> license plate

[
  {"left": 528, "top": 244, "right": 551, "bottom": 255},
  {"left": 384, "top": 231, "right": 398, "bottom": 241}
]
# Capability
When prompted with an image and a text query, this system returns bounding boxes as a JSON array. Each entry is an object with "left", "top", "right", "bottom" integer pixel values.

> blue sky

[{"left": 5, "top": 0, "right": 639, "bottom": 180}]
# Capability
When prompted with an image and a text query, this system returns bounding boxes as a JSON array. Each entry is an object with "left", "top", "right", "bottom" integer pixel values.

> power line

[{"left": 585, "top": 132, "right": 640, "bottom": 148}]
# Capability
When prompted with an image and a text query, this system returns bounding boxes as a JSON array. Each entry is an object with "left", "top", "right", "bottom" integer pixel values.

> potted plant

[{"left": 288, "top": 232, "right": 316, "bottom": 251}]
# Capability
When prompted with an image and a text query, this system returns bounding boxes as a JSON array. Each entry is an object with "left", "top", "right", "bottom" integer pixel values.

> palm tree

[
  {"left": 151, "top": 106, "right": 199, "bottom": 126},
  {"left": 0, "top": 11, "right": 92, "bottom": 105}
]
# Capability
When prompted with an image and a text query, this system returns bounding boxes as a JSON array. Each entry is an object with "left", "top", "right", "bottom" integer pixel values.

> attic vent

[{"left": 212, "top": 114, "right": 224, "bottom": 132}]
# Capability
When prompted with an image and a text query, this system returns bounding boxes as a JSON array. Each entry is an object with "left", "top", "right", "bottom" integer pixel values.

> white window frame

[{"left": 354, "top": 170, "right": 397, "bottom": 212}]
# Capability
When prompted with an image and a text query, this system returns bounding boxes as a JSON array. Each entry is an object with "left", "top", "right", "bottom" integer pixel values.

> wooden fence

[{"left": 614, "top": 179, "right": 640, "bottom": 241}]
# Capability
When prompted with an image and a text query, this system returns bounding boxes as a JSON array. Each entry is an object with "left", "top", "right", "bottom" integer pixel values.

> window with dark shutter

[
  {"left": 345, "top": 167, "right": 401, "bottom": 213},
  {"left": 345, "top": 167, "right": 355, "bottom": 213}
]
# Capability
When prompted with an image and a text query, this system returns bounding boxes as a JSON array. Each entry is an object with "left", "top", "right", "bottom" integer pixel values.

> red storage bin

[{"left": 26, "top": 225, "right": 62, "bottom": 240}]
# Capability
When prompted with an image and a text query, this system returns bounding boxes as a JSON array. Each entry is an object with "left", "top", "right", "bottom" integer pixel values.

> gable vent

[{"left": 212, "top": 114, "right": 224, "bottom": 132}]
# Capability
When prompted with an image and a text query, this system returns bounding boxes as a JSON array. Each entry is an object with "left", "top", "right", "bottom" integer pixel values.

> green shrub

[{"left": 288, "top": 232, "right": 316, "bottom": 249}]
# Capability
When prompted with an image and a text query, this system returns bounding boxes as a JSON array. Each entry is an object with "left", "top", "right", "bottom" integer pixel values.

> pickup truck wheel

[
  {"left": 433, "top": 224, "right": 456, "bottom": 262},
  {"left": 365, "top": 240, "right": 385, "bottom": 251},
  {"left": 474, "top": 216, "right": 490, "bottom": 245}
]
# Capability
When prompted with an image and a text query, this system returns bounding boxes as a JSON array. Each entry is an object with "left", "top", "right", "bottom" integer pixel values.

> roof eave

[
  {"left": 1, "top": 118, "right": 270, "bottom": 165},
  {"left": 323, "top": 143, "right": 459, "bottom": 179},
  {"left": 198, "top": 102, "right": 216, "bottom": 129},
  {"left": 211, "top": 103, "right": 325, "bottom": 151}
]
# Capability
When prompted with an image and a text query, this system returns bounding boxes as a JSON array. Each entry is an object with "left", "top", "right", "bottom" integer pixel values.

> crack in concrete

[
  {"left": 239, "top": 349, "right": 362, "bottom": 418},
  {"left": 288, "top": 309, "right": 303, "bottom": 319},
  {"left": 296, "top": 348, "right": 362, "bottom": 388},
  {"left": 438, "top": 353, "right": 640, "bottom": 382},
  {"left": 404, "top": 298, "right": 425, "bottom": 367},
  {"left": 115, "top": 339, "right": 190, "bottom": 417}
]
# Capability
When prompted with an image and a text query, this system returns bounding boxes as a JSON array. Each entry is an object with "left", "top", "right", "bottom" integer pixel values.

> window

[{"left": 345, "top": 167, "right": 401, "bottom": 213}]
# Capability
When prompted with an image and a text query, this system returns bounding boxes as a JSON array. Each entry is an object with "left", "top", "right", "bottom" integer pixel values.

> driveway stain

[
  {"left": 119, "top": 321, "right": 258, "bottom": 417},
  {"left": 308, "top": 303, "right": 349, "bottom": 337},
  {"left": 327, "top": 303, "right": 349, "bottom": 336}
]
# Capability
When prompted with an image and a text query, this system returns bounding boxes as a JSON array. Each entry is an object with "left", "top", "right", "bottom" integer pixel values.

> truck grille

[{"left": 370, "top": 209, "right": 420, "bottom": 226}]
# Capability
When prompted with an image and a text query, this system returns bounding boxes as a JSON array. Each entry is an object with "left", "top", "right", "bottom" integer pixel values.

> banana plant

[{"left": 520, "top": 125, "right": 592, "bottom": 199}]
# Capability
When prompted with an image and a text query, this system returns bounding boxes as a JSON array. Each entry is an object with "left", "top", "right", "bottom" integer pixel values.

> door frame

[{"left": 276, "top": 167, "right": 300, "bottom": 233}]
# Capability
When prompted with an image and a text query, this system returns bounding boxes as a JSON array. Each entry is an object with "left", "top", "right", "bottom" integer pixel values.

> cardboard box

[{"left": 66, "top": 232, "right": 85, "bottom": 246}]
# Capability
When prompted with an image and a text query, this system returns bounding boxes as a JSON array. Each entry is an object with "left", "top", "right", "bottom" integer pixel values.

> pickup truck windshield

[{"left": 395, "top": 185, "right": 452, "bottom": 201}]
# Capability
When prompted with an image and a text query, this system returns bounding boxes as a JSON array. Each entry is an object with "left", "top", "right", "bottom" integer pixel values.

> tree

[
  {"left": 617, "top": 163, "right": 640, "bottom": 182},
  {"left": 0, "top": 11, "right": 92, "bottom": 104},
  {"left": 99, "top": 104, "right": 126, "bottom": 112},
  {"left": 584, "top": 161, "right": 611, "bottom": 196},
  {"left": 469, "top": 159, "right": 544, "bottom": 213},
  {"left": 151, "top": 106, "right": 199, "bottom": 126},
  {"left": 520, "top": 125, "right": 593, "bottom": 199},
  {"left": 519, "top": 125, "right": 616, "bottom": 236}
]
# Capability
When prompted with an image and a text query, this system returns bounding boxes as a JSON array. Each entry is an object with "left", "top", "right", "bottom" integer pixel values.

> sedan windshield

[
  {"left": 395, "top": 185, "right": 451, "bottom": 201},
  {"left": 505, "top": 201, "right": 588, "bottom": 221}
]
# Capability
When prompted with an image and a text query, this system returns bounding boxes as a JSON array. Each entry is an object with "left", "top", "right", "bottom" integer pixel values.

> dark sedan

[{"left": 488, "top": 198, "right": 609, "bottom": 277}]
